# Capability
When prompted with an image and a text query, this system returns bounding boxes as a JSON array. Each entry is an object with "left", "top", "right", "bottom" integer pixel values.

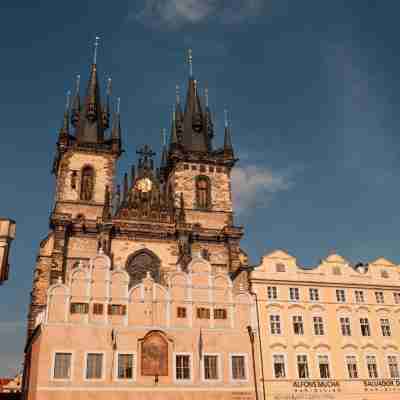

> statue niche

[
  {"left": 80, "top": 166, "right": 94, "bottom": 201},
  {"left": 126, "top": 250, "right": 161, "bottom": 288}
]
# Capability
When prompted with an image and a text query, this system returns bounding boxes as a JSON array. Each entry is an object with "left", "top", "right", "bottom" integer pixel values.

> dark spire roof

[
  {"left": 111, "top": 98, "right": 122, "bottom": 154},
  {"left": 58, "top": 91, "right": 70, "bottom": 141},
  {"left": 160, "top": 128, "right": 168, "bottom": 168},
  {"left": 76, "top": 38, "right": 105, "bottom": 144},
  {"left": 169, "top": 106, "right": 179, "bottom": 151},
  {"left": 71, "top": 74, "right": 80, "bottom": 128}
]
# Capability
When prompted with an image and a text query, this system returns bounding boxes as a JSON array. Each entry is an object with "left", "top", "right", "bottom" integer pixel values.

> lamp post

[
  {"left": 247, "top": 325, "right": 259, "bottom": 400},
  {"left": 0, "top": 218, "right": 16, "bottom": 285}
]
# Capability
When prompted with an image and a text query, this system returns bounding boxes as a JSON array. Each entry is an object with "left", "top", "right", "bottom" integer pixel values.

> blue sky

[{"left": 1, "top": 0, "right": 400, "bottom": 375}]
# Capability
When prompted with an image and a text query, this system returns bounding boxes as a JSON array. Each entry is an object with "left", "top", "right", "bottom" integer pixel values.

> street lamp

[
  {"left": 247, "top": 325, "right": 259, "bottom": 400},
  {"left": 0, "top": 218, "right": 16, "bottom": 284}
]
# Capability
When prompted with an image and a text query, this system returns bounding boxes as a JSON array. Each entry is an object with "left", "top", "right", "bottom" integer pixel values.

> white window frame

[
  {"left": 312, "top": 314, "right": 325, "bottom": 336},
  {"left": 229, "top": 353, "right": 249, "bottom": 383},
  {"left": 84, "top": 351, "right": 106, "bottom": 381},
  {"left": 339, "top": 315, "right": 352, "bottom": 336},
  {"left": 272, "top": 353, "right": 287, "bottom": 379},
  {"left": 173, "top": 352, "right": 193, "bottom": 384},
  {"left": 316, "top": 353, "right": 331, "bottom": 380},
  {"left": 344, "top": 354, "right": 359, "bottom": 379},
  {"left": 336, "top": 288, "right": 346, "bottom": 303},
  {"left": 309, "top": 288, "right": 319, "bottom": 302},
  {"left": 387, "top": 354, "right": 400, "bottom": 379},
  {"left": 202, "top": 353, "right": 222, "bottom": 383},
  {"left": 289, "top": 287, "right": 300, "bottom": 302},
  {"left": 365, "top": 353, "right": 379, "bottom": 379},
  {"left": 51, "top": 350, "right": 74, "bottom": 381},
  {"left": 360, "top": 316, "right": 371, "bottom": 337},
  {"left": 380, "top": 318, "right": 392, "bottom": 337},
  {"left": 292, "top": 314, "right": 304, "bottom": 335},
  {"left": 269, "top": 314, "right": 282, "bottom": 335},
  {"left": 267, "top": 286, "right": 278, "bottom": 300},
  {"left": 114, "top": 351, "right": 136, "bottom": 381},
  {"left": 296, "top": 353, "right": 310, "bottom": 379},
  {"left": 375, "top": 291, "right": 385, "bottom": 304},
  {"left": 354, "top": 290, "right": 365, "bottom": 303}
]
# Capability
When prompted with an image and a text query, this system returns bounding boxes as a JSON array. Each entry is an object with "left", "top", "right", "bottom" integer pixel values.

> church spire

[
  {"left": 58, "top": 90, "right": 70, "bottom": 139},
  {"left": 71, "top": 74, "right": 80, "bottom": 127},
  {"left": 111, "top": 97, "right": 122, "bottom": 154},
  {"left": 76, "top": 36, "right": 105, "bottom": 144},
  {"left": 169, "top": 106, "right": 179, "bottom": 151},
  {"left": 160, "top": 128, "right": 168, "bottom": 169}
]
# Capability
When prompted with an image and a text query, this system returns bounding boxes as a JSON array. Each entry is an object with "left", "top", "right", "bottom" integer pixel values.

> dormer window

[{"left": 196, "top": 176, "right": 211, "bottom": 209}]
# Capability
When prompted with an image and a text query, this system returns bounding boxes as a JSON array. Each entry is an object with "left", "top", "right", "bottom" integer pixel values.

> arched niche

[
  {"left": 126, "top": 249, "right": 161, "bottom": 288},
  {"left": 140, "top": 331, "right": 169, "bottom": 377}
]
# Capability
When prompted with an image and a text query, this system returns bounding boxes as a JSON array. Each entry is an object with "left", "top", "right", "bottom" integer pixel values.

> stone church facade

[{"left": 23, "top": 49, "right": 255, "bottom": 400}]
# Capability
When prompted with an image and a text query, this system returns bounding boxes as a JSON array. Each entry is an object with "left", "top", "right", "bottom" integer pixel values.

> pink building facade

[{"left": 24, "top": 250, "right": 256, "bottom": 400}]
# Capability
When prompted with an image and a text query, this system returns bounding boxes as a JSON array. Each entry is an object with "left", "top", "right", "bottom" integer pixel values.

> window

[
  {"left": 270, "top": 315, "right": 281, "bottom": 335},
  {"left": 177, "top": 307, "right": 187, "bottom": 318},
  {"left": 231, "top": 355, "right": 246, "bottom": 380},
  {"left": 332, "top": 266, "right": 341, "bottom": 275},
  {"left": 108, "top": 304, "right": 126, "bottom": 315},
  {"left": 336, "top": 289, "right": 346, "bottom": 303},
  {"left": 276, "top": 263, "right": 285, "bottom": 272},
  {"left": 313, "top": 316, "right": 324, "bottom": 336},
  {"left": 293, "top": 316, "right": 304, "bottom": 335},
  {"left": 267, "top": 286, "right": 278, "bottom": 300},
  {"left": 70, "top": 302, "right": 89, "bottom": 314},
  {"left": 340, "top": 317, "right": 351, "bottom": 336},
  {"left": 297, "top": 355, "right": 309, "bottom": 379},
  {"left": 273, "top": 354, "right": 286, "bottom": 378},
  {"left": 375, "top": 291, "right": 384, "bottom": 304},
  {"left": 204, "top": 355, "right": 219, "bottom": 380},
  {"left": 366, "top": 355, "right": 378, "bottom": 378},
  {"left": 318, "top": 355, "right": 330, "bottom": 379},
  {"left": 346, "top": 356, "right": 358, "bottom": 379},
  {"left": 388, "top": 356, "right": 399, "bottom": 378},
  {"left": 309, "top": 288, "right": 319, "bottom": 301},
  {"left": 381, "top": 270, "right": 389, "bottom": 279},
  {"left": 355, "top": 290, "right": 365, "bottom": 303},
  {"left": 196, "top": 176, "right": 211, "bottom": 209},
  {"left": 53, "top": 353, "right": 72, "bottom": 380},
  {"left": 80, "top": 166, "right": 94, "bottom": 201},
  {"left": 380, "top": 318, "right": 391, "bottom": 337},
  {"left": 176, "top": 354, "right": 191, "bottom": 381},
  {"left": 93, "top": 303, "right": 104, "bottom": 315},
  {"left": 394, "top": 292, "right": 400, "bottom": 304},
  {"left": 197, "top": 308, "right": 210, "bottom": 319},
  {"left": 289, "top": 287, "right": 300, "bottom": 301},
  {"left": 360, "top": 318, "right": 371, "bottom": 336},
  {"left": 86, "top": 353, "right": 103, "bottom": 379},
  {"left": 117, "top": 354, "right": 134, "bottom": 379},
  {"left": 214, "top": 309, "right": 227, "bottom": 320}
]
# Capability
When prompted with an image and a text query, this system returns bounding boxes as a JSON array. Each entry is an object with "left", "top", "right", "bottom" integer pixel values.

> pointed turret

[
  {"left": 203, "top": 87, "right": 214, "bottom": 150},
  {"left": 160, "top": 128, "right": 168, "bottom": 169},
  {"left": 102, "top": 78, "right": 112, "bottom": 130},
  {"left": 71, "top": 75, "right": 80, "bottom": 127},
  {"left": 169, "top": 107, "right": 180, "bottom": 153},
  {"left": 76, "top": 37, "right": 105, "bottom": 144},
  {"left": 223, "top": 109, "right": 234, "bottom": 158},
  {"left": 58, "top": 91, "right": 71, "bottom": 144},
  {"left": 175, "top": 84, "right": 184, "bottom": 138},
  {"left": 111, "top": 97, "right": 122, "bottom": 154},
  {"left": 123, "top": 173, "right": 129, "bottom": 204}
]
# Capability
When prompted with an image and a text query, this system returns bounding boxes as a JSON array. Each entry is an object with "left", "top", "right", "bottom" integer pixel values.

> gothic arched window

[
  {"left": 196, "top": 176, "right": 211, "bottom": 210},
  {"left": 126, "top": 250, "right": 161, "bottom": 288},
  {"left": 80, "top": 166, "right": 94, "bottom": 201}
]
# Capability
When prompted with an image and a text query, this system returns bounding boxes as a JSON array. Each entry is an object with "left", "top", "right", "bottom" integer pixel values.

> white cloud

[
  {"left": 232, "top": 165, "right": 292, "bottom": 214},
  {"left": 133, "top": 0, "right": 264, "bottom": 28}
]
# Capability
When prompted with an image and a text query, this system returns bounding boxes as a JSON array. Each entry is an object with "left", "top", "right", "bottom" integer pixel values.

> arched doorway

[{"left": 125, "top": 249, "right": 161, "bottom": 288}]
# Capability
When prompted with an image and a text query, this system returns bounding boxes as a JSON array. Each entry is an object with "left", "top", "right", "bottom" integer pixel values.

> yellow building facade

[{"left": 250, "top": 250, "right": 400, "bottom": 400}]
